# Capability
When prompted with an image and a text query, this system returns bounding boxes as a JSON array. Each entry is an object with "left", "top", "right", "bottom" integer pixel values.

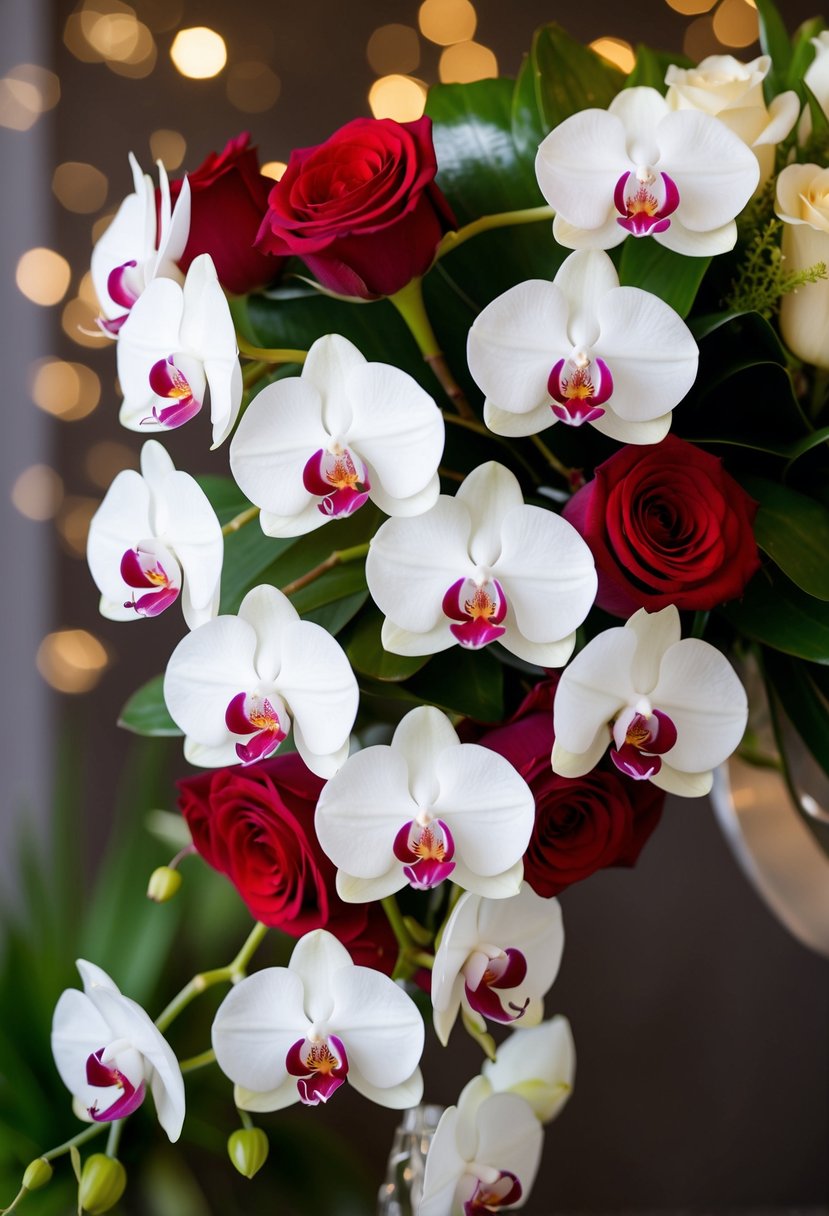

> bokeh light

[
  {"left": 16, "top": 248, "right": 72, "bottom": 307},
  {"left": 36, "top": 629, "right": 110, "bottom": 694},
  {"left": 61, "top": 297, "right": 109, "bottom": 348},
  {"left": 366, "top": 24, "right": 421, "bottom": 75},
  {"left": 0, "top": 64, "right": 60, "bottom": 132},
  {"left": 261, "top": 161, "right": 288, "bottom": 181},
  {"left": 439, "top": 41, "right": 498, "bottom": 84},
  {"left": 226, "top": 61, "right": 281, "bottom": 113},
  {"left": 683, "top": 14, "right": 723, "bottom": 59},
  {"left": 149, "top": 129, "right": 187, "bottom": 170},
  {"left": 30, "top": 358, "right": 101, "bottom": 421},
  {"left": 369, "top": 75, "right": 428, "bottom": 121},
  {"left": 418, "top": 0, "right": 476, "bottom": 46},
  {"left": 11, "top": 464, "right": 64, "bottom": 521},
  {"left": 665, "top": 0, "right": 717, "bottom": 14},
  {"left": 56, "top": 496, "right": 101, "bottom": 558},
  {"left": 713, "top": 0, "right": 759, "bottom": 47},
  {"left": 85, "top": 441, "right": 137, "bottom": 489},
  {"left": 52, "top": 162, "right": 109, "bottom": 214},
  {"left": 589, "top": 37, "right": 636, "bottom": 73},
  {"left": 170, "top": 27, "right": 227, "bottom": 79}
]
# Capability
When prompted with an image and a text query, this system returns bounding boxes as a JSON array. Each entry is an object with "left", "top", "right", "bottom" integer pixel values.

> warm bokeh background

[{"left": 2, "top": 0, "right": 828, "bottom": 1212}]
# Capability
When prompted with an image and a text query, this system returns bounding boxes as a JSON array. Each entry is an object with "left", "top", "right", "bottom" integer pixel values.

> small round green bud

[
  {"left": 78, "top": 1154, "right": 127, "bottom": 1214},
  {"left": 22, "top": 1158, "right": 53, "bottom": 1191},
  {"left": 147, "top": 865, "right": 182, "bottom": 902},
  {"left": 228, "top": 1127, "right": 269, "bottom": 1179}
]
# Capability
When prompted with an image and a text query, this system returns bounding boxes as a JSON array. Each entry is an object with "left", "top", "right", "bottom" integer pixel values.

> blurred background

[{"left": 1, "top": 0, "right": 828, "bottom": 1212}]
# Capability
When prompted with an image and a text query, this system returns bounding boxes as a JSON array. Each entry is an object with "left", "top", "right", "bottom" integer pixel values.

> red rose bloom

[
  {"left": 478, "top": 680, "right": 664, "bottom": 897},
  {"left": 255, "top": 115, "right": 456, "bottom": 299},
  {"left": 168, "top": 132, "right": 282, "bottom": 294},
  {"left": 177, "top": 753, "right": 365, "bottom": 942},
  {"left": 564, "top": 434, "right": 760, "bottom": 616}
]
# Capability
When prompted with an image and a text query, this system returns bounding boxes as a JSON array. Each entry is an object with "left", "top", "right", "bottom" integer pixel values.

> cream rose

[
  {"left": 666, "top": 54, "right": 799, "bottom": 187},
  {"left": 775, "top": 163, "right": 829, "bottom": 368}
]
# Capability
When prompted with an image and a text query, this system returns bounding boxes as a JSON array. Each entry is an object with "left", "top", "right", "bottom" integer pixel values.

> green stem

[
  {"left": 41, "top": 1123, "right": 106, "bottom": 1163},
  {"left": 406, "top": 950, "right": 435, "bottom": 971},
  {"left": 389, "top": 278, "right": 475, "bottom": 419},
  {"left": 155, "top": 922, "right": 269, "bottom": 1033},
  {"left": 238, "top": 1109, "right": 255, "bottom": 1131},
  {"left": 179, "top": 1048, "right": 217, "bottom": 1073},
  {"left": 236, "top": 334, "right": 307, "bottom": 364},
  {"left": 105, "top": 1121, "right": 123, "bottom": 1159},
  {"left": 243, "top": 360, "right": 271, "bottom": 390},
  {"left": 441, "top": 412, "right": 538, "bottom": 480},
  {"left": 690, "top": 610, "right": 710, "bottom": 640},
  {"left": 221, "top": 505, "right": 260, "bottom": 537},
  {"left": 280, "top": 542, "right": 369, "bottom": 598},
  {"left": 381, "top": 895, "right": 414, "bottom": 954},
  {"left": 529, "top": 434, "right": 573, "bottom": 484},
  {"left": 435, "top": 205, "right": 556, "bottom": 260}
]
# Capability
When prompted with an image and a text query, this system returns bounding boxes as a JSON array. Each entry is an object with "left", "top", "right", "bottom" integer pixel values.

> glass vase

[{"left": 377, "top": 1103, "right": 444, "bottom": 1216}]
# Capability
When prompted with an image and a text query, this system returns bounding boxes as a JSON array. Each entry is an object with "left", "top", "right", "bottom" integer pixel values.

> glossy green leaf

[
  {"left": 118, "top": 675, "right": 182, "bottom": 737},
  {"left": 529, "top": 23, "right": 624, "bottom": 131},
  {"left": 625, "top": 45, "right": 692, "bottom": 92},
  {"left": 721, "top": 568, "right": 829, "bottom": 663},
  {"left": 618, "top": 239, "right": 710, "bottom": 318},
  {"left": 741, "top": 475, "right": 829, "bottom": 600},
  {"left": 755, "top": 0, "right": 793, "bottom": 96},
  {"left": 221, "top": 525, "right": 298, "bottom": 616},
  {"left": 511, "top": 52, "right": 547, "bottom": 160},
  {"left": 788, "top": 18, "right": 824, "bottom": 91},
  {"left": 196, "top": 475, "right": 249, "bottom": 522},
  {"left": 408, "top": 645, "right": 504, "bottom": 722},
  {"left": 763, "top": 648, "right": 829, "bottom": 779},
  {"left": 804, "top": 81, "right": 829, "bottom": 139},
  {"left": 305, "top": 589, "right": 369, "bottom": 636},
  {"left": 345, "top": 607, "right": 431, "bottom": 682}
]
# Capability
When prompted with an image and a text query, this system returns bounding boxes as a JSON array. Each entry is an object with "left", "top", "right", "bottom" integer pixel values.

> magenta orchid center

[
  {"left": 85, "top": 1045, "right": 146, "bottom": 1122},
  {"left": 464, "top": 1170, "right": 523, "bottom": 1214},
  {"left": 286, "top": 1033, "right": 349, "bottom": 1105},
  {"left": 442, "top": 577, "right": 507, "bottom": 649},
  {"left": 393, "top": 813, "right": 455, "bottom": 890},
  {"left": 614, "top": 168, "right": 680, "bottom": 237},
  {"left": 225, "top": 690, "right": 289, "bottom": 764},
  {"left": 146, "top": 355, "right": 201, "bottom": 429},
  {"left": 98, "top": 260, "right": 140, "bottom": 336},
  {"left": 610, "top": 704, "right": 677, "bottom": 780},
  {"left": 462, "top": 946, "right": 530, "bottom": 1024},
  {"left": 548, "top": 349, "right": 614, "bottom": 426},
  {"left": 303, "top": 446, "right": 371, "bottom": 519},
  {"left": 120, "top": 540, "right": 181, "bottom": 617}
]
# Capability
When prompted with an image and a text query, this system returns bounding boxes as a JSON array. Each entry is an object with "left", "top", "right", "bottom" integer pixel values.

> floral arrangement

[{"left": 7, "top": 2, "right": 829, "bottom": 1213}]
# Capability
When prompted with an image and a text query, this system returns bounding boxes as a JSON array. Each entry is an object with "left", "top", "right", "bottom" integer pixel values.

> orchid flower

[
  {"left": 163, "top": 583, "right": 359, "bottom": 777},
  {"left": 481, "top": 1017, "right": 575, "bottom": 1125},
  {"left": 535, "top": 86, "right": 759, "bottom": 255},
  {"left": 230, "top": 334, "right": 445, "bottom": 536},
  {"left": 86, "top": 440, "right": 222, "bottom": 629},
  {"left": 51, "top": 960, "right": 184, "bottom": 1142},
  {"left": 91, "top": 153, "right": 190, "bottom": 336},
  {"left": 431, "top": 884, "right": 564, "bottom": 1046},
  {"left": 418, "top": 1077, "right": 543, "bottom": 1216},
  {"left": 467, "top": 249, "right": 698, "bottom": 443},
  {"left": 116, "top": 254, "right": 242, "bottom": 448},
  {"left": 315, "top": 706, "right": 534, "bottom": 902},
  {"left": 365, "top": 461, "right": 597, "bottom": 666},
  {"left": 211, "top": 930, "right": 424, "bottom": 1111},
  {"left": 552, "top": 605, "right": 748, "bottom": 797}
]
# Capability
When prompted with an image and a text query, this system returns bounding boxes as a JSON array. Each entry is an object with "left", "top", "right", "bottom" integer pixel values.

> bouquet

[{"left": 6, "top": 1, "right": 829, "bottom": 1212}]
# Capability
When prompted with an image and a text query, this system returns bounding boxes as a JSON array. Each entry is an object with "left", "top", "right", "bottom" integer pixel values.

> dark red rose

[
  {"left": 478, "top": 679, "right": 664, "bottom": 897},
  {"left": 168, "top": 132, "right": 282, "bottom": 294},
  {"left": 564, "top": 434, "right": 760, "bottom": 616},
  {"left": 177, "top": 753, "right": 365, "bottom": 941},
  {"left": 255, "top": 115, "right": 456, "bottom": 299}
]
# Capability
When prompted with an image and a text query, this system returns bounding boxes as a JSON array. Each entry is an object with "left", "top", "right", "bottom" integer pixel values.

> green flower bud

[
  {"left": 22, "top": 1158, "right": 53, "bottom": 1191},
  {"left": 78, "top": 1154, "right": 127, "bottom": 1214},
  {"left": 228, "top": 1128, "right": 269, "bottom": 1179},
  {"left": 147, "top": 865, "right": 182, "bottom": 902}
]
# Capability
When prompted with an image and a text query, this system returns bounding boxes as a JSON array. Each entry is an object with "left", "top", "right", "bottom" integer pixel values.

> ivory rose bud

[
  {"left": 775, "top": 164, "right": 829, "bottom": 369},
  {"left": 665, "top": 55, "right": 799, "bottom": 187},
  {"left": 255, "top": 116, "right": 456, "bottom": 299}
]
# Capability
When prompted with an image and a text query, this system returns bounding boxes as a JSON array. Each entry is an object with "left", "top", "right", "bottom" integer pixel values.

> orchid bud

[
  {"left": 228, "top": 1128, "right": 269, "bottom": 1179},
  {"left": 22, "top": 1158, "right": 53, "bottom": 1191},
  {"left": 78, "top": 1154, "right": 127, "bottom": 1214},
  {"left": 147, "top": 865, "right": 182, "bottom": 902}
]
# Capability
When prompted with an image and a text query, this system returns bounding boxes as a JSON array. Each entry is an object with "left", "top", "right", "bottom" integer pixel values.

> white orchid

[
  {"left": 535, "top": 86, "right": 759, "bottom": 256},
  {"left": 163, "top": 583, "right": 358, "bottom": 777},
  {"left": 418, "top": 1077, "right": 543, "bottom": 1216},
  {"left": 212, "top": 930, "right": 424, "bottom": 1112},
  {"left": 365, "top": 461, "right": 596, "bottom": 666},
  {"left": 665, "top": 55, "right": 799, "bottom": 189},
  {"left": 91, "top": 153, "right": 190, "bottom": 336},
  {"left": 431, "top": 885, "right": 564, "bottom": 1046},
  {"left": 86, "top": 440, "right": 222, "bottom": 629},
  {"left": 481, "top": 1017, "right": 575, "bottom": 1125},
  {"left": 552, "top": 605, "right": 748, "bottom": 797},
  {"left": 315, "top": 706, "right": 534, "bottom": 902},
  {"left": 230, "top": 334, "right": 445, "bottom": 536},
  {"left": 466, "top": 249, "right": 698, "bottom": 444},
  {"left": 51, "top": 960, "right": 184, "bottom": 1142},
  {"left": 116, "top": 253, "right": 242, "bottom": 448}
]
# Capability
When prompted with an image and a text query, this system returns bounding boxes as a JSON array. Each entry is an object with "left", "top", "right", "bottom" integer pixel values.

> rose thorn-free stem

[
  {"left": 154, "top": 922, "right": 269, "bottom": 1033},
  {"left": 389, "top": 277, "right": 475, "bottom": 420}
]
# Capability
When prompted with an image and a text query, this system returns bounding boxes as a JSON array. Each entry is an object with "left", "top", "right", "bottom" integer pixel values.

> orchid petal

[
  {"left": 432, "top": 745, "right": 533, "bottom": 877},
  {"left": 348, "top": 1067, "right": 424, "bottom": 1109},
  {"left": 433, "top": 987, "right": 464, "bottom": 1046},
  {"left": 164, "top": 616, "right": 259, "bottom": 746},
  {"left": 591, "top": 408, "right": 673, "bottom": 445},
  {"left": 316, "top": 746, "right": 418, "bottom": 878},
  {"left": 483, "top": 1016, "right": 576, "bottom": 1123},
  {"left": 162, "top": 471, "right": 222, "bottom": 621},
  {"left": 275, "top": 620, "right": 357, "bottom": 756},
  {"left": 138, "top": 439, "right": 175, "bottom": 503},
  {"left": 206, "top": 356, "right": 243, "bottom": 449},
  {"left": 345, "top": 364, "right": 444, "bottom": 499},
  {"left": 551, "top": 733, "right": 610, "bottom": 779},
  {"left": 609, "top": 87, "right": 667, "bottom": 163},
  {"left": 259, "top": 501, "right": 329, "bottom": 538},
  {"left": 483, "top": 400, "right": 554, "bottom": 437},
  {"left": 336, "top": 868, "right": 406, "bottom": 903},
  {"left": 655, "top": 216, "right": 738, "bottom": 257},
  {"left": 230, "top": 378, "right": 327, "bottom": 517},
  {"left": 51, "top": 991, "right": 111, "bottom": 1099},
  {"left": 289, "top": 930, "right": 353, "bottom": 1023},
  {"left": 156, "top": 172, "right": 190, "bottom": 273},
  {"left": 477, "top": 887, "right": 565, "bottom": 996},
  {"left": 367, "top": 469, "right": 441, "bottom": 518},
  {"left": 535, "top": 109, "right": 629, "bottom": 229},
  {"left": 392, "top": 706, "right": 460, "bottom": 805},
  {"left": 553, "top": 212, "right": 627, "bottom": 251},
  {"left": 650, "top": 764, "right": 713, "bottom": 798},
  {"left": 451, "top": 858, "right": 524, "bottom": 900},
  {"left": 380, "top": 618, "right": 456, "bottom": 656},
  {"left": 474, "top": 1092, "right": 544, "bottom": 1186},
  {"left": 293, "top": 724, "right": 351, "bottom": 780},
  {"left": 553, "top": 625, "right": 638, "bottom": 754},
  {"left": 212, "top": 968, "right": 307, "bottom": 1092},
  {"left": 627, "top": 606, "right": 682, "bottom": 691},
  {"left": 655, "top": 109, "right": 759, "bottom": 231},
  {"left": 86, "top": 470, "right": 153, "bottom": 605},
  {"left": 419, "top": 1106, "right": 467, "bottom": 1216},
  {"left": 237, "top": 585, "right": 297, "bottom": 683},
  {"left": 303, "top": 333, "right": 365, "bottom": 436},
  {"left": 116, "top": 278, "right": 185, "bottom": 425},
  {"left": 554, "top": 249, "right": 619, "bottom": 349},
  {"left": 329, "top": 965, "right": 424, "bottom": 1088},
  {"left": 235, "top": 1076, "right": 300, "bottom": 1113},
  {"left": 458, "top": 463, "right": 525, "bottom": 568},
  {"left": 650, "top": 639, "right": 747, "bottom": 770}
]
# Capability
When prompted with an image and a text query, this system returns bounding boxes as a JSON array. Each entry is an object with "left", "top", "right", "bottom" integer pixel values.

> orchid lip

[
  {"left": 303, "top": 447, "right": 370, "bottom": 519},
  {"left": 286, "top": 1033, "right": 349, "bottom": 1106},
  {"left": 393, "top": 816, "right": 456, "bottom": 890},
  {"left": 463, "top": 947, "right": 530, "bottom": 1024},
  {"left": 443, "top": 577, "right": 507, "bottom": 649},
  {"left": 225, "top": 690, "right": 289, "bottom": 764},
  {"left": 610, "top": 707, "right": 677, "bottom": 780},
  {"left": 548, "top": 355, "right": 613, "bottom": 425},
  {"left": 85, "top": 1047, "right": 146, "bottom": 1122},
  {"left": 464, "top": 1170, "right": 523, "bottom": 1215},
  {"left": 614, "top": 169, "right": 680, "bottom": 236},
  {"left": 145, "top": 356, "right": 201, "bottom": 429},
  {"left": 120, "top": 541, "right": 181, "bottom": 618}
]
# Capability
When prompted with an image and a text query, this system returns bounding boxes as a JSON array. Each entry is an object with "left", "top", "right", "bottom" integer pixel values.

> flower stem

[
  {"left": 104, "top": 1121, "right": 123, "bottom": 1159},
  {"left": 221, "top": 505, "right": 260, "bottom": 536},
  {"left": 242, "top": 360, "right": 271, "bottom": 390},
  {"left": 440, "top": 412, "right": 538, "bottom": 480},
  {"left": 236, "top": 334, "right": 307, "bottom": 364},
  {"left": 41, "top": 1123, "right": 105, "bottom": 1163},
  {"left": 280, "top": 542, "right": 369, "bottom": 598},
  {"left": 239, "top": 1109, "right": 255, "bottom": 1131},
  {"left": 435, "top": 205, "right": 556, "bottom": 260},
  {"left": 382, "top": 895, "right": 414, "bottom": 954},
  {"left": 389, "top": 278, "right": 475, "bottom": 419},
  {"left": 406, "top": 950, "right": 435, "bottom": 971},
  {"left": 179, "top": 1048, "right": 217, "bottom": 1074},
  {"left": 529, "top": 434, "right": 573, "bottom": 484},
  {"left": 155, "top": 922, "right": 269, "bottom": 1033}
]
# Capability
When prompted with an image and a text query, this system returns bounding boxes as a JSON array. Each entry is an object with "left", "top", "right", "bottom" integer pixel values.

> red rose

[
  {"left": 177, "top": 753, "right": 365, "bottom": 942},
  {"left": 168, "top": 132, "right": 282, "bottom": 295},
  {"left": 564, "top": 434, "right": 760, "bottom": 616},
  {"left": 478, "top": 679, "right": 664, "bottom": 897},
  {"left": 255, "top": 115, "right": 456, "bottom": 299}
]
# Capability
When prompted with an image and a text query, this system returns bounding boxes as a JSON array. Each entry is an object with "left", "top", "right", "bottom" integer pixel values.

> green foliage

[
  {"left": 722, "top": 567, "right": 829, "bottom": 663},
  {"left": 619, "top": 240, "right": 711, "bottom": 319},
  {"left": 741, "top": 476, "right": 829, "bottom": 600},
  {"left": 727, "top": 217, "right": 827, "bottom": 320},
  {"left": 754, "top": 0, "right": 794, "bottom": 97},
  {"left": 119, "top": 675, "right": 181, "bottom": 738}
]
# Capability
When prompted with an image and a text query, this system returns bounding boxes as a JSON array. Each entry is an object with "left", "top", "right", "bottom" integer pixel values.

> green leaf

[
  {"left": 618, "top": 239, "right": 710, "bottom": 318},
  {"left": 221, "top": 526, "right": 298, "bottom": 616},
  {"left": 804, "top": 81, "right": 829, "bottom": 139},
  {"left": 305, "top": 590, "right": 369, "bottom": 636},
  {"left": 345, "top": 608, "right": 431, "bottom": 682},
  {"left": 741, "top": 475, "right": 829, "bottom": 600},
  {"left": 625, "top": 45, "right": 692, "bottom": 92},
  {"left": 763, "top": 649, "right": 829, "bottom": 780},
  {"left": 755, "top": 0, "right": 793, "bottom": 96},
  {"left": 118, "top": 675, "right": 182, "bottom": 737},
  {"left": 721, "top": 568, "right": 829, "bottom": 663},
  {"left": 529, "top": 23, "right": 624, "bottom": 130},
  {"left": 408, "top": 646, "right": 504, "bottom": 722},
  {"left": 511, "top": 53, "right": 547, "bottom": 160},
  {"left": 788, "top": 18, "right": 825, "bottom": 91},
  {"left": 195, "top": 475, "right": 248, "bottom": 523}
]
